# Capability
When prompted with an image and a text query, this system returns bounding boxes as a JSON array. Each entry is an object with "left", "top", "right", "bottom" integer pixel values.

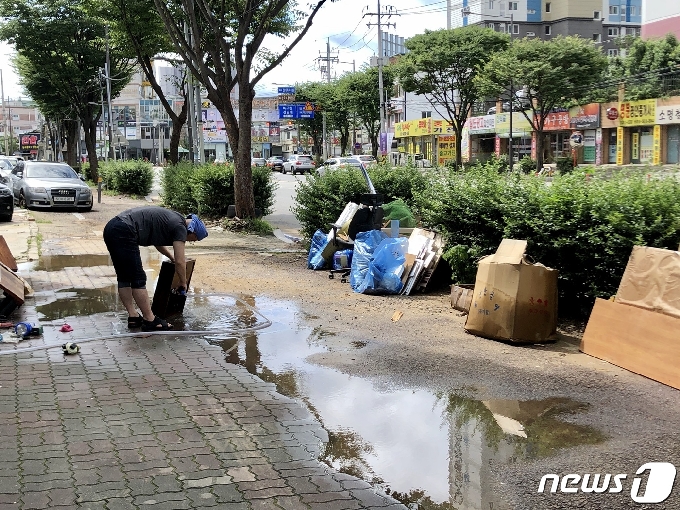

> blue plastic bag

[
  {"left": 307, "top": 229, "right": 330, "bottom": 270},
  {"left": 349, "top": 230, "right": 387, "bottom": 290},
  {"left": 356, "top": 237, "right": 408, "bottom": 294}
]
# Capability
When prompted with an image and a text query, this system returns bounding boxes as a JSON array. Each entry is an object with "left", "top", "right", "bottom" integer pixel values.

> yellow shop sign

[
  {"left": 412, "top": 118, "right": 432, "bottom": 136},
  {"left": 619, "top": 99, "right": 656, "bottom": 127}
]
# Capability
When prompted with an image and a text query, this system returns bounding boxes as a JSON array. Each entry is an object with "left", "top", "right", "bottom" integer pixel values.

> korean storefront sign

[
  {"left": 432, "top": 120, "right": 455, "bottom": 135},
  {"left": 543, "top": 110, "right": 571, "bottom": 131},
  {"left": 495, "top": 112, "right": 533, "bottom": 137},
  {"left": 569, "top": 103, "right": 600, "bottom": 129},
  {"left": 466, "top": 115, "right": 495, "bottom": 134},
  {"left": 394, "top": 121, "right": 412, "bottom": 138},
  {"left": 412, "top": 118, "right": 432, "bottom": 136},
  {"left": 653, "top": 125, "right": 661, "bottom": 165},
  {"left": 437, "top": 135, "right": 456, "bottom": 165},
  {"left": 655, "top": 104, "right": 680, "bottom": 125},
  {"left": 619, "top": 99, "right": 656, "bottom": 127}
]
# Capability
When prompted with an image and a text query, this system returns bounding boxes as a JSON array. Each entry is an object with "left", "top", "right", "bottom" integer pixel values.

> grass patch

[{"left": 35, "top": 218, "right": 52, "bottom": 224}]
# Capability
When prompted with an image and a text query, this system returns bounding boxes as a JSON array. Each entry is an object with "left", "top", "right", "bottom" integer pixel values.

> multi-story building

[
  {"left": 0, "top": 99, "right": 42, "bottom": 156},
  {"left": 641, "top": 1, "right": 680, "bottom": 39},
  {"left": 450, "top": 0, "right": 641, "bottom": 57}
]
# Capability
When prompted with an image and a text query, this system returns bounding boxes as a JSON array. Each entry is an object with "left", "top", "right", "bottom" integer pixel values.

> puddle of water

[
  {"left": 36, "top": 254, "right": 112, "bottom": 271},
  {"left": 36, "top": 286, "right": 120, "bottom": 321},
  {"left": 210, "top": 296, "right": 604, "bottom": 510}
]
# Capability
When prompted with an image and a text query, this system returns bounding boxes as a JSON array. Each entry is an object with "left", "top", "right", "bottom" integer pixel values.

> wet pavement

[{"left": 0, "top": 221, "right": 408, "bottom": 509}]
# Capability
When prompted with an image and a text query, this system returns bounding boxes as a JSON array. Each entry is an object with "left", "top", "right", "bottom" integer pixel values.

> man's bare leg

[
  {"left": 131, "top": 288, "right": 172, "bottom": 327},
  {"left": 118, "top": 287, "right": 140, "bottom": 317}
]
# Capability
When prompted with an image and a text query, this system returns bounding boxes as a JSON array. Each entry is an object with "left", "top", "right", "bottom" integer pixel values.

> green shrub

[
  {"left": 415, "top": 166, "right": 680, "bottom": 317},
  {"left": 556, "top": 156, "right": 574, "bottom": 174},
  {"left": 99, "top": 160, "right": 153, "bottom": 196},
  {"left": 518, "top": 155, "right": 536, "bottom": 174},
  {"left": 161, "top": 161, "right": 197, "bottom": 213},
  {"left": 161, "top": 162, "right": 276, "bottom": 218}
]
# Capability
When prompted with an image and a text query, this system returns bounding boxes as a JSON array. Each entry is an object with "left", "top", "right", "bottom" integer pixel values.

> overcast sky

[{"left": 0, "top": 0, "right": 447, "bottom": 101}]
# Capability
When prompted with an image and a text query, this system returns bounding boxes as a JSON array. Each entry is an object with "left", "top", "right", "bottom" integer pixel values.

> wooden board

[
  {"left": 581, "top": 298, "right": 680, "bottom": 390},
  {"left": 0, "top": 236, "right": 17, "bottom": 271},
  {"left": 151, "top": 259, "right": 195, "bottom": 319},
  {"left": 0, "top": 263, "right": 25, "bottom": 304}
]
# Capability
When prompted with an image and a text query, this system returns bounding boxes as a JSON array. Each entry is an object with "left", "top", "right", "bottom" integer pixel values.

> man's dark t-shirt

[{"left": 117, "top": 207, "right": 187, "bottom": 246}]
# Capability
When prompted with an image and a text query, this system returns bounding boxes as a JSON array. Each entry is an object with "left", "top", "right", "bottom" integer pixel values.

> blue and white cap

[{"left": 187, "top": 214, "right": 208, "bottom": 241}]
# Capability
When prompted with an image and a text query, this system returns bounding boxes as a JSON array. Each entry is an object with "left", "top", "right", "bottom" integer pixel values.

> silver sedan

[{"left": 10, "top": 161, "right": 93, "bottom": 211}]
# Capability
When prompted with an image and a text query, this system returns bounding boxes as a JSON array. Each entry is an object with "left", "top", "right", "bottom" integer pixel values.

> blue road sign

[
  {"left": 278, "top": 104, "right": 315, "bottom": 119},
  {"left": 277, "top": 87, "right": 296, "bottom": 95}
]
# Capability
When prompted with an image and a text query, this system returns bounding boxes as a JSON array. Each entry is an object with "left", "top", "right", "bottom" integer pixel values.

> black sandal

[
  {"left": 142, "top": 316, "right": 171, "bottom": 332},
  {"left": 128, "top": 316, "right": 143, "bottom": 328}
]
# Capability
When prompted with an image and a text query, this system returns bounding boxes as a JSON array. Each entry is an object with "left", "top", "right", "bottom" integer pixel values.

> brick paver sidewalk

[{"left": 0, "top": 231, "right": 404, "bottom": 509}]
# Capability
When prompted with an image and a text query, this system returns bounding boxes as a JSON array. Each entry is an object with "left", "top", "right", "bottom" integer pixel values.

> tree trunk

[
  {"left": 169, "top": 101, "right": 187, "bottom": 165},
  {"left": 455, "top": 123, "right": 463, "bottom": 169},
  {"left": 65, "top": 121, "right": 78, "bottom": 167},
  {"left": 232, "top": 83, "right": 255, "bottom": 218},
  {"left": 535, "top": 128, "right": 545, "bottom": 171},
  {"left": 83, "top": 118, "right": 99, "bottom": 182},
  {"left": 370, "top": 133, "right": 378, "bottom": 158},
  {"left": 340, "top": 127, "right": 349, "bottom": 156}
]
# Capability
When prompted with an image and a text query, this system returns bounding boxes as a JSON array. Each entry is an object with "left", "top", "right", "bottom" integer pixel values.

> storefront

[
  {"left": 569, "top": 103, "right": 601, "bottom": 164},
  {"left": 466, "top": 115, "right": 496, "bottom": 163},
  {"left": 656, "top": 98, "right": 680, "bottom": 165},
  {"left": 494, "top": 112, "right": 533, "bottom": 160},
  {"left": 599, "top": 102, "right": 620, "bottom": 164},
  {"left": 544, "top": 110, "right": 572, "bottom": 160},
  {"left": 619, "top": 99, "right": 656, "bottom": 164}
]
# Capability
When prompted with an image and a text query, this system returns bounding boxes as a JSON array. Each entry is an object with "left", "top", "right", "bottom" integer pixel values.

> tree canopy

[
  {"left": 397, "top": 27, "right": 509, "bottom": 167},
  {"left": 151, "top": 0, "right": 332, "bottom": 217},
  {"left": 477, "top": 36, "right": 608, "bottom": 169}
]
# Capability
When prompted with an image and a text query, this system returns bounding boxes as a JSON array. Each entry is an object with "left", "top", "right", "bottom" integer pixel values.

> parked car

[
  {"left": 266, "top": 156, "right": 284, "bottom": 172},
  {"left": 9, "top": 161, "right": 93, "bottom": 211},
  {"left": 0, "top": 159, "right": 13, "bottom": 183},
  {"left": 318, "top": 157, "right": 364, "bottom": 176},
  {"left": 0, "top": 181, "right": 13, "bottom": 221},
  {"left": 357, "top": 155, "right": 377, "bottom": 168},
  {"left": 251, "top": 157, "right": 266, "bottom": 167},
  {"left": 282, "top": 154, "right": 315, "bottom": 175}
]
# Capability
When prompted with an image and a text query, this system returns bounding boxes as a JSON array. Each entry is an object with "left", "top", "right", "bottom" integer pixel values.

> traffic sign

[
  {"left": 278, "top": 103, "right": 315, "bottom": 119},
  {"left": 569, "top": 131, "right": 584, "bottom": 148},
  {"left": 277, "top": 87, "right": 295, "bottom": 94}
]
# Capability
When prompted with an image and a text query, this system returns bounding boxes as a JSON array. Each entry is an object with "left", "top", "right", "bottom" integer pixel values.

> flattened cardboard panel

[
  {"left": 0, "top": 236, "right": 17, "bottom": 271},
  {"left": 616, "top": 246, "right": 680, "bottom": 319},
  {"left": 0, "top": 264, "right": 24, "bottom": 304},
  {"left": 491, "top": 239, "right": 527, "bottom": 265},
  {"left": 581, "top": 298, "right": 680, "bottom": 390}
]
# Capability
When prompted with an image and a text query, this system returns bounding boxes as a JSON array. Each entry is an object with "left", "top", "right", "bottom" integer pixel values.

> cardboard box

[
  {"left": 464, "top": 239, "right": 558, "bottom": 343},
  {"left": 615, "top": 246, "right": 680, "bottom": 319},
  {"left": 450, "top": 284, "right": 474, "bottom": 313},
  {"left": 581, "top": 298, "right": 680, "bottom": 390}
]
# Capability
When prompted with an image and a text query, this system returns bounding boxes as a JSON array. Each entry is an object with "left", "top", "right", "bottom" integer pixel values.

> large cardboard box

[
  {"left": 615, "top": 246, "right": 680, "bottom": 319},
  {"left": 464, "top": 239, "right": 558, "bottom": 343},
  {"left": 581, "top": 298, "right": 680, "bottom": 390}
]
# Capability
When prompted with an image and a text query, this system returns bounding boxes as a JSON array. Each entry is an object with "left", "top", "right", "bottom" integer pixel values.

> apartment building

[
  {"left": 450, "top": 0, "right": 641, "bottom": 56},
  {"left": 0, "top": 99, "right": 42, "bottom": 155}
]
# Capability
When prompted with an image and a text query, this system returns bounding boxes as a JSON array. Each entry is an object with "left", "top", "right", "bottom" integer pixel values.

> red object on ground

[{"left": 60, "top": 324, "right": 73, "bottom": 333}]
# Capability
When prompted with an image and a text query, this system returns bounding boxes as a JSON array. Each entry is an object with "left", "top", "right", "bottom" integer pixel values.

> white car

[{"left": 318, "top": 157, "right": 364, "bottom": 176}]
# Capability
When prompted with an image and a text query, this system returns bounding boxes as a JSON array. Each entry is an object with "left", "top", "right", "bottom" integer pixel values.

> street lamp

[{"left": 461, "top": 7, "right": 515, "bottom": 168}]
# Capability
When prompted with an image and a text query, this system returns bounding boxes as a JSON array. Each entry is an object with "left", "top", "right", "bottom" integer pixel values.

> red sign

[
  {"left": 531, "top": 132, "right": 537, "bottom": 160},
  {"left": 606, "top": 107, "right": 619, "bottom": 120},
  {"left": 20, "top": 132, "right": 41, "bottom": 152},
  {"left": 495, "top": 135, "right": 501, "bottom": 157},
  {"left": 543, "top": 111, "right": 571, "bottom": 131}
]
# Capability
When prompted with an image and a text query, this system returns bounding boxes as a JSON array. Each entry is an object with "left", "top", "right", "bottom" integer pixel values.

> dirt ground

[{"left": 29, "top": 196, "right": 680, "bottom": 509}]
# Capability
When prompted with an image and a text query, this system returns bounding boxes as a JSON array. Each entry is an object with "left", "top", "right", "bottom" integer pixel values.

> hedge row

[
  {"left": 294, "top": 163, "right": 680, "bottom": 317},
  {"left": 161, "top": 162, "right": 276, "bottom": 218},
  {"left": 81, "top": 160, "right": 154, "bottom": 196}
]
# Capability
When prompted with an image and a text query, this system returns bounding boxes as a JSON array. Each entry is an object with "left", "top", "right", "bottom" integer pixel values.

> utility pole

[
  {"left": 184, "top": 23, "right": 195, "bottom": 164},
  {"left": 99, "top": 69, "right": 107, "bottom": 161},
  {"left": 195, "top": 82, "right": 204, "bottom": 163},
  {"left": 317, "top": 39, "right": 338, "bottom": 159},
  {"left": 105, "top": 24, "right": 116, "bottom": 161},
  {"left": 0, "top": 69, "right": 7, "bottom": 155},
  {"left": 364, "top": 1, "right": 398, "bottom": 157},
  {"left": 508, "top": 13, "right": 514, "bottom": 170}
]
